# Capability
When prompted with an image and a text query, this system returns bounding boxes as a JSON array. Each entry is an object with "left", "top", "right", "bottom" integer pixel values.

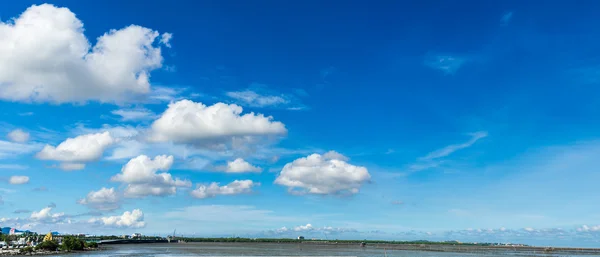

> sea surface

[{"left": 56, "top": 242, "right": 600, "bottom": 257}]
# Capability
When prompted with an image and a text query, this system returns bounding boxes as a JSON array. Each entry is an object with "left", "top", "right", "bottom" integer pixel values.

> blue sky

[{"left": 1, "top": 0, "right": 600, "bottom": 247}]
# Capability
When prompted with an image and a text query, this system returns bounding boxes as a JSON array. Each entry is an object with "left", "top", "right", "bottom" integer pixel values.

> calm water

[{"left": 56, "top": 242, "right": 600, "bottom": 257}]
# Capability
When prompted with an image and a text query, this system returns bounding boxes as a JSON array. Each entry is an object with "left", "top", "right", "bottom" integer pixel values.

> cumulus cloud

[
  {"left": 148, "top": 100, "right": 287, "bottom": 149},
  {"left": 274, "top": 151, "right": 371, "bottom": 195},
  {"left": 77, "top": 187, "right": 121, "bottom": 211},
  {"left": 0, "top": 4, "right": 171, "bottom": 104},
  {"left": 88, "top": 209, "right": 145, "bottom": 228},
  {"left": 111, "top": 107, "right": 156, "bottom": 121},
  {"left": 9, "top": 176, "right": 29, "bottom": 185},
  {"left": 217, "top": 158, "right": 262, "bottom": 173},
  {"left": 7, "top": 129, "right": 30, "bottom": 143},
  {"left": 226, "top": 90, "right": 288, "bottom": 107},
  {"left": 191, "top": 180, "right": 258, "bottom": 199},
  {"left": 36, "top": 132, "right": 114, "bottom": 169},
  {"left": 30, "top": 206, "right": 65, "bottom": 223},
  {"left": 111, "top": 155, "right": 191, "bottom": 198}
]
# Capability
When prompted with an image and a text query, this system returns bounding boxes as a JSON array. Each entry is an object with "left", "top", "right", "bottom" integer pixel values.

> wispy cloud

[
  {"left": 420, "top": 131, "right": 488, "bottom": 161},
  {"left": 226, "top": 90, "right": 289, "bottom": 108},
  {"left": 424, "top": 54, "right": 467, "bottom": 75},
  {"left": 501, "top": 11, "right": 513, "bottom": 25},
  {"left": 0, "top": 164, "right": 27, "bottom": 170},
  {"left": 404, "top": 131, "right": 487, "bottom": 173},
  {"left": 111, "top": 107, "right": 156, "bottom": 121},
  {"left": 225, "top": 83, "right": 308, "bottom": 110}
]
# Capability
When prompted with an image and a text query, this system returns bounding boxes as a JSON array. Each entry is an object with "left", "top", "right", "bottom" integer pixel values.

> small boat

[{"left": 360, "top": 242, "right": 366, "bottom": 247}]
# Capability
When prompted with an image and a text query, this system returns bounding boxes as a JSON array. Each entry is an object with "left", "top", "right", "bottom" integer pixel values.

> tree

[
  {"left": 35, "top": 240, "right": 59, "bottom": 251},
  {"left": 61, "top": 236, "right": 85, "bottom": 251}
]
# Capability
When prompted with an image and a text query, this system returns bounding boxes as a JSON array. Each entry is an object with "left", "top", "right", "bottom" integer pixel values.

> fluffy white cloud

[
  {"left": 577, "top": 225, "right": 600, "bottom": 232},
  {"left": 78, "top": 187, "right": 121, "bottom": 211},
  {"left": 7, "top": 129, "right": 30, "bottom": 143},
  {"left": 226, "top": 90, "right": 288, "bottom": 107},
  {"left": 89, "top": 209, "right": 145, "bottom": 228},
  {"left": 30, "top": 207, "right": 65, "bottom": 223},
  {"left": 191, "top": 180, "right": 258, "bottom": 199},
  {"left": 9, "top": 176, "right": 29, "bottom": 185},
  {"left": 148, "top": 100, "right": 287, "bottom": 148},
  {"left": 275, "top": 151, "right": 371, "bottom": 195},
  {"left": 220, "top": 158, "right": 262, "bottom": 173},
  {"left": 0, "top": 4, "right": 171, "bottom": 104},
  {"left": 111, "top": 108, "right": 156, "bottom": 121},
  {"left": 36, "top": 132, "right": 114, "bottom": 169},
  {"left": 111, "top": 155, "right": 191, "bottom": 198}
]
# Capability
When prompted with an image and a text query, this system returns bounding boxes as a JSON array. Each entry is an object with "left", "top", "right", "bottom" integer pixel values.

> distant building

[
  {"left": 297, "top": 236, "right": 305, "bottom": 240},
  {"left": 131, "top": 233, "right": 142, "bottom": 238}
]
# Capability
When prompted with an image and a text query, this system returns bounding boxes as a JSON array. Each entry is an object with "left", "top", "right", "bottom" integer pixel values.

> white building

[{"left": 131, "top": 233, "right": 142, "bottom": 238}]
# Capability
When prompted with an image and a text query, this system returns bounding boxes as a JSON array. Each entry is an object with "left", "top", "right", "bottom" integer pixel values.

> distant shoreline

[{"left": 164, "top": 239, "right": 600, "bottom": 255}]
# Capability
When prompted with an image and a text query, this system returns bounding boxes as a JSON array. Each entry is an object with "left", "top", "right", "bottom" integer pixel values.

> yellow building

[{"left": 43, "top": 232, "right": 53, "bottom": 242}]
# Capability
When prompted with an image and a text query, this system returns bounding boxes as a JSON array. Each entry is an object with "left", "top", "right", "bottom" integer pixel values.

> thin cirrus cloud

[
  {"left": 407, "top": 131, "right": 488, "bottom": 172},
  {"left": 0, "top": 4, "right": 172, "bottom": 105},
  {"left": 424, "top": 54, "right": 468, "bottom": 75},
  {"left": 419, "top": 131, "right": 488, "bottom": 161},
  {"left": 111, "top": 107, "right": 156, "bottom": 121}
]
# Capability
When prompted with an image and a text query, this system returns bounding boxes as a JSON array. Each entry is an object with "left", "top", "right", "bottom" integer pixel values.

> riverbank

[{"left": 0, "top": 247, "right": 103, "bottom": 256}]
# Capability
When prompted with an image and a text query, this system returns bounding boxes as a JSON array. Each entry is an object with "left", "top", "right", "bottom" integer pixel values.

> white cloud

[
  {"left": 9, "top": 175, "right": 29, "bottom": 185},
  {"left": 424, "top": 54, "right": 467, "bottom": 75},
  {"left": 420, "top": 131, "right": 487, "bottom": 161},
  {"left": 322, "top": 150, "right": 349, "bottom": 162},
  {"left": 111, "top": 155, "right": 191, "bottom": 198},
  {"left": 160, "top": 33, "right": 173, "bottom": 48},
  {"left": 271, "top": 224, "right": 358, "bottom": 235},
  {"left": 7, "top": 129, "right": 30, "bottom": 143},
  {"left": 274, "top": 151, "right": 371, "bottom": 195},
  {"left": 0, "top": 164, "right": 27, "bottom": 170},
  {"left": 111, "top": 107, "right": 156, "bottom": 121},
  {"left": 36, "top": 132, "right": 115, "bottom": 169},
  {"left": 226, "top": 90, "right": 288, "bottom": 107},
  {"left": 190, "top": 180, "right": 259, "bottom": 199},
  {"left": 149, "top": 100, "right": 287, "bottom": 148},
  {"left": 0, "top": 4, "right": 171, "bottom": 104},
  {"left": 220, "top": 158, "right": 262, "bottom": 173},
  {"left": 78, "top": 187, "right": 121, "bottom": 211},
  {"left": 0, "top": 140, "right": 43, "bottom": 159},
  {"left": 89, "top": 209, "right": 145, "bottom": 228},
  {"left": 59, "top": 163, "right": 86, "bottom": 171},
  {"left": 577, "top": 225, "right": 600, "bottom": 232},
  {"left": 30, "top": 206, "right": 65, "bottom": 223}
]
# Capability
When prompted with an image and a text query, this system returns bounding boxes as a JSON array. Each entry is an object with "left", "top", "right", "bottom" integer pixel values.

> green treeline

[{"left": 173, "top": 237, "right": 498, "bottom": 246}]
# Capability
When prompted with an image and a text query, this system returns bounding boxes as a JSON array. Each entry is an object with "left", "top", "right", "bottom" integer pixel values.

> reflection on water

[{"left": 55, "top": 242, "right": 600, "bottom": 257}]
